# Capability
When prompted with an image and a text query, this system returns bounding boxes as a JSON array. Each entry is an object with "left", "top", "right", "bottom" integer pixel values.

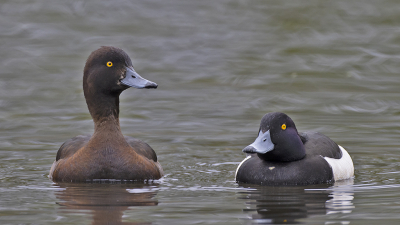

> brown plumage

[{"left": 49, "top": 46, "right": 163, "bottom": 182}]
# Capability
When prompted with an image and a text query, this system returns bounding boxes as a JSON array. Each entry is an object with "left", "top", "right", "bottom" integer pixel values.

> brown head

[{"left": 82, "top": 46, "right": 157, "bottom": 124}]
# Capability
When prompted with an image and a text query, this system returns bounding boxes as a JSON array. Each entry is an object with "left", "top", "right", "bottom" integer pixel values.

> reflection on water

[
  {"left": 324, "top": 180, "right": 355, "bottom": 215},
  {"left": 54, "top": 182, "right": 158, "bottom": 225},
  {"left": 238, "top": 180, "right": 354, "bottom": 224}
]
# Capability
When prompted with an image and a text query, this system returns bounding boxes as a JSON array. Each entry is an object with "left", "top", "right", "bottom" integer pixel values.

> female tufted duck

[
  {"left": 49, "top": 46, "right": 163, "bottom": 182},
  {"left": 236, "top": 112, "right": 354, "bottom": 185}
]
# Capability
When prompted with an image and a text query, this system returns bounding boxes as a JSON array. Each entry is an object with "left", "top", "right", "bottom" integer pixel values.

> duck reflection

[
  {"left": 238, "top": 179, "right": 354, "bottom": 224},
  {"left": 54, "top": 182, "right": 159, "bottom": 225}
]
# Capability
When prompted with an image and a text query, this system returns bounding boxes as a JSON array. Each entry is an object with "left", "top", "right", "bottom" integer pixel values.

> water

[{"left": 1, "top": 0, "right": 400, "bottom": 224}]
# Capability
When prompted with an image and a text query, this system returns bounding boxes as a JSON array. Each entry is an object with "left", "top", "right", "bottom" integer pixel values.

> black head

[
  {"left": 242, "top": 112, "right": 306, "bottom": 162},
  {"left": 83, "top": 46, "right": 157, "bottom": 98}
]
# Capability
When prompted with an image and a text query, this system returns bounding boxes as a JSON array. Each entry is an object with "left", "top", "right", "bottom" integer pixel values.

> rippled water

[{"left": 1, "top": 0, "right": 400, "bottom": 224}]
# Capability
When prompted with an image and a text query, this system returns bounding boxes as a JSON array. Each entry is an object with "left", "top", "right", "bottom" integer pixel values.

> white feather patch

[
  {"left": 235, "top": 155, "right": 251, "bottom": 181},
  {"left": 323, "top": 145, "right": 354, "bottom": 181},
  {"left": 48, "top": 160, "right": 58, "bottom": 180}
]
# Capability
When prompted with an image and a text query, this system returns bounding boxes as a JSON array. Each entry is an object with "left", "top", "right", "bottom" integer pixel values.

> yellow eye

[
  {"left": 281, "top": 124, "right": 286, "bottom": 130},
  {"left": 106, "top": 61, "right": 113, "bottom": 67}
]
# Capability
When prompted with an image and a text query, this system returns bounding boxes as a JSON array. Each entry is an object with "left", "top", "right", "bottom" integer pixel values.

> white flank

[
  {"left": 323, "top": 145, "right": 354, "bottom": 181},
  {"left": 235, "top": 155, "right": 251, "bottom": 181},
  {"left": 48, "top": 160, "right": 58, "bottom": 180},
  {"left": 155, "top": 161, "right": 164, "bottom": 177}
]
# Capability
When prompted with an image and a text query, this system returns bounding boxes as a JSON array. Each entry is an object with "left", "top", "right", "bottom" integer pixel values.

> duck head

[
  {"left": 242, "top": 112, "right": 306, "bottom": 162},
  {"left": 83, "top": 46, "right": 157, "bottom": 95},
  {"left": 82, "top": 46, "right": 157, "bottom": 124}
]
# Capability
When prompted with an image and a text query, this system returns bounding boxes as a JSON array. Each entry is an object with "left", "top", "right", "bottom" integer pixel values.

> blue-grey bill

[
  {"left": 242, "top": 130, "right": 274, "bottom": 154},
  {"left": 121, "top": 67, "right": 158, "bottom": 89}
]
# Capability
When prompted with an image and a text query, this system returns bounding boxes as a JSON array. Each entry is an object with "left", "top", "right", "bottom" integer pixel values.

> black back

[{"left": 300, "top": 132, "right": 342, "bottom": 159}]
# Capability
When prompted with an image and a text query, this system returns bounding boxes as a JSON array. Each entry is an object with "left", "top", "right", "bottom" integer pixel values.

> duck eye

[
  {"left": 281, "top": 124, "right": 286, "bottom": 130},
  {"left": 106, "top": 61, "right": 113, "bottom": 67},
  {"left": 263, "top": 139, "right": 267, "bottom": 142}
]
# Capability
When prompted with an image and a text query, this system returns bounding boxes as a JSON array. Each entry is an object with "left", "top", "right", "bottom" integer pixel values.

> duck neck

[
  {"left": 84, "top": 90, "right": 123, "bottom": 134},
  {"left": 258, "top": 129, "right": 306, "bottom": 162},
  {"left": 258, "top": 145, "right": 306, "bottom": 162}
]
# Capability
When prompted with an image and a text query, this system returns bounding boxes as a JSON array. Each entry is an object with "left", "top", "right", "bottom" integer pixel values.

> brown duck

[{"left": 49, "top": 46, "right": 163, "bottom": 182}]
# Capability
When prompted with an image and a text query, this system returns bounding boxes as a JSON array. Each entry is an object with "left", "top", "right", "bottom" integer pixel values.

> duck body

[
  {"left": 49, "top": 46, "right": 163, "bottom": 182},
  {"left": 236, "top": 112, "right": 354, "bottom": 185}
]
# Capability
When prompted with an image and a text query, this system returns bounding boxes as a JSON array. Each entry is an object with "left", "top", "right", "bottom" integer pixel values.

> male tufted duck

[
  {"left": 236, "top": 112, "right": 354, "bottom": 185},
  {"left": 49, "top": 46, "right": 163, "bottom": 182}
]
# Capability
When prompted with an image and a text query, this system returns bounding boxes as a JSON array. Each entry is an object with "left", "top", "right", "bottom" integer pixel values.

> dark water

[{"left": 1, "top": 0, "right": 400, "bottom": 224}]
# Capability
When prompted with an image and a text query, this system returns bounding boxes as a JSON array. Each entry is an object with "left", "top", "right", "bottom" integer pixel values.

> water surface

[{"left": 1, "top": 0, "right": 400, "bottom": 224}]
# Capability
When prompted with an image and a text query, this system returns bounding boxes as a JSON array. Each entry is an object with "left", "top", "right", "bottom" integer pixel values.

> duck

[
  {"left": 49, "top": 46, "right": 163, "bottom": 182},
  {"left": 235, "top": 112, "right": 354, "bottom": 185}
]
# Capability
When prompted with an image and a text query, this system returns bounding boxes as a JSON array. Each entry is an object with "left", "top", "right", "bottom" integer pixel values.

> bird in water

[{"left": 49, "top": 46, "right": 163, "bottom": 182}]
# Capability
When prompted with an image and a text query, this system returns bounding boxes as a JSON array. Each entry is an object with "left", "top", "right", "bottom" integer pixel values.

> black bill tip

[
  {"left": 144, "top": 82, "right": 158, "bottom": 89},
  {"left": 242, "top": 146, "right": 257, "bottom": 153}
]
